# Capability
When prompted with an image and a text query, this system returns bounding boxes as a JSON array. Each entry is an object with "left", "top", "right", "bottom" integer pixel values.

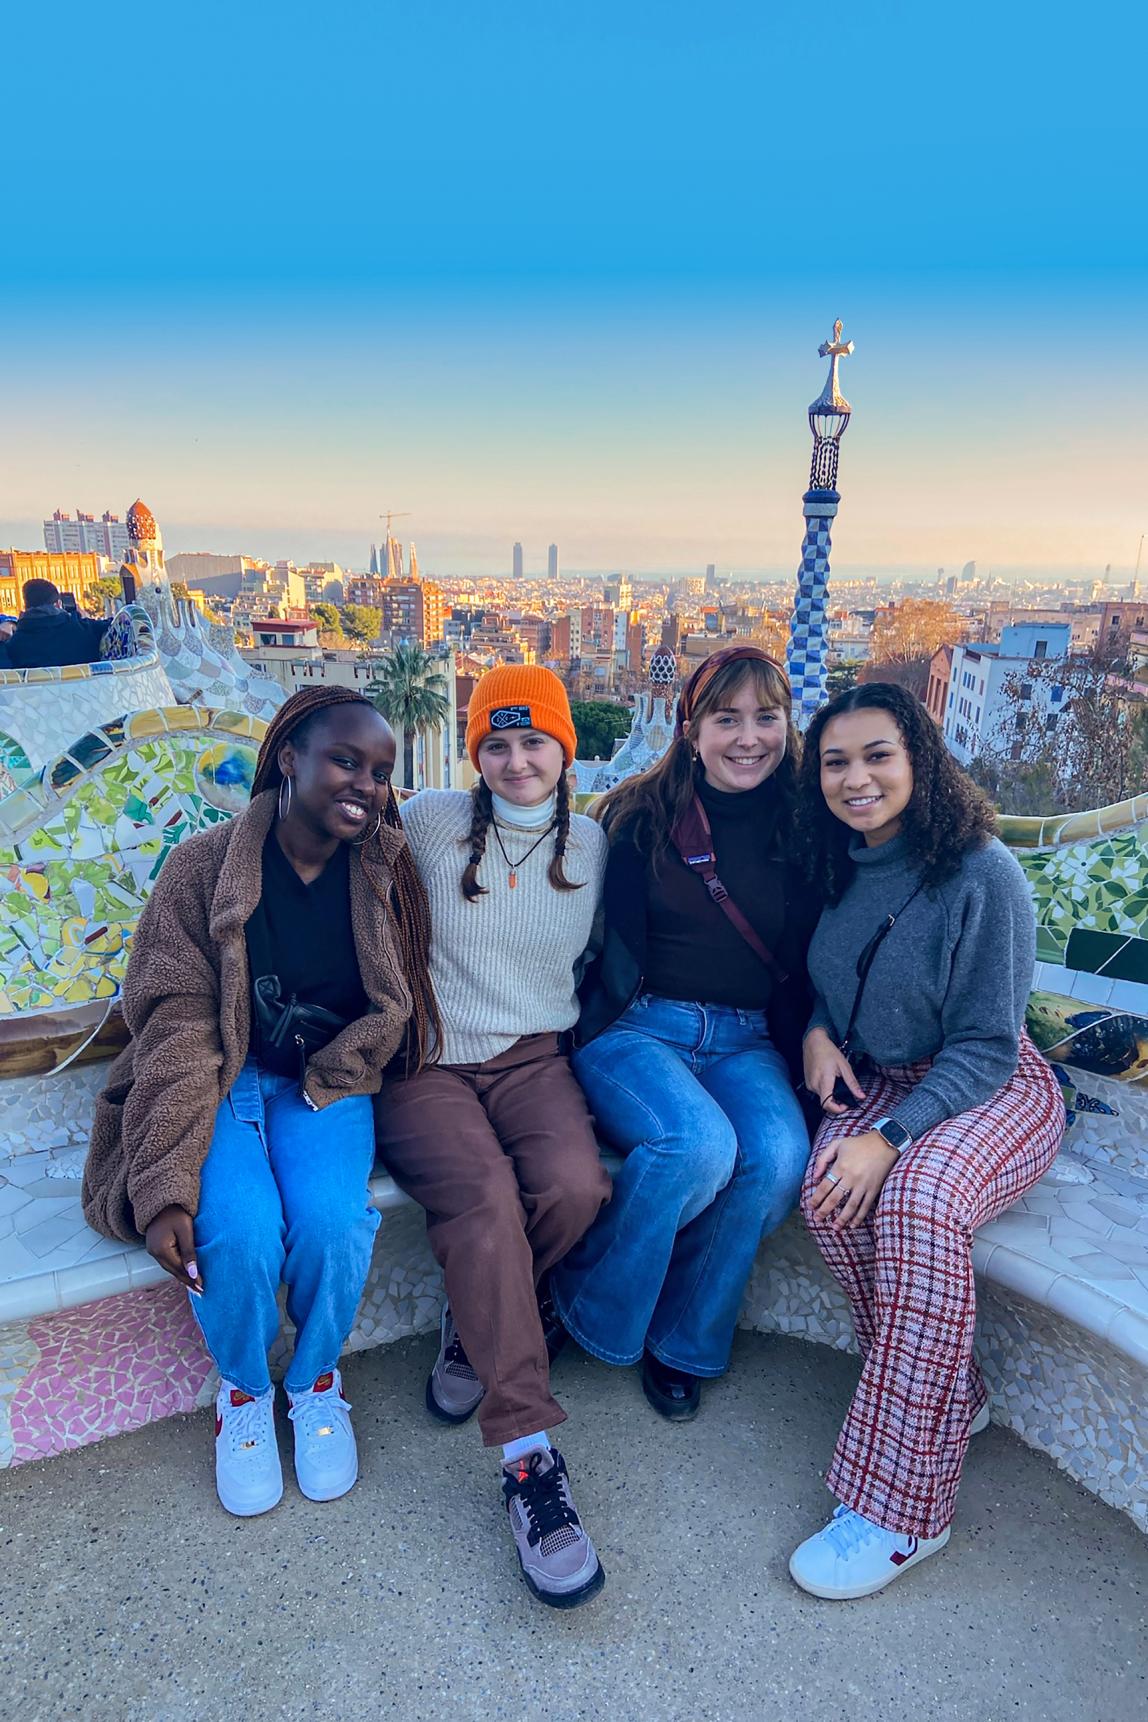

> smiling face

[
  {"left": 818, "top": 707, "right": 914, "bottom": 846},
  {"left": 278, "top": 703, "right": 396, "bottom": 843},
  {"left": 477, "top": 728, "right": 566, "bottom": 806},
  {"left": 686, "top": 676, "right": 788, "bottom": 794}
]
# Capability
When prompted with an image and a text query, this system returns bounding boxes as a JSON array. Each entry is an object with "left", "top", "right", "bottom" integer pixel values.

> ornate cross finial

[
  {"left": 810, "top": 318, "right": 853, "bottom": 415},
  {"left": 818, "top": 319, "right": 853, "bottom": 361}
]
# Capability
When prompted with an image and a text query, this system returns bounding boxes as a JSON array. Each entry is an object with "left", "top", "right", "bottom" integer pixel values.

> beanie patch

[{"left": 489, "top": 705, "right": 533, "bottom": 731}]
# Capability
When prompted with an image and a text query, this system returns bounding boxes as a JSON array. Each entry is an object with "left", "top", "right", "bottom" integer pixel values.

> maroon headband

[{"left": 674, "top": 644, "right": 790, "bottom": 736}]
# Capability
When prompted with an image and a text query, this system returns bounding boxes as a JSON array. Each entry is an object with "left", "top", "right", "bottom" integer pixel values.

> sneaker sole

[
  {"left": 521, "top": 1558, "right": 606, "bottom": 1611},
  {"left": 425, "top": 1372, "right": 483, "bottom": 1426},
  {"left": 216, "top": 1477, "right": 284, "bottom": 1518},
  {"left": 296, "top": 1466, "right": 358, "bottom": 1503},
  {"left": 788, "top": 1528, "right": 950, "bottom": 1600}
]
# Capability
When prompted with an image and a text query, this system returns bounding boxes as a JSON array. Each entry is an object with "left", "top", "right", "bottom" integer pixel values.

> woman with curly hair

[
  {"left": 551, "top": 645, "right": 814, "bottom": 1422},
  {"left": 788, "top": 682, "right": 1064, "bottom": 1600},
  {"left": 375, "top": 665, "right": 611, "bottom": 1610},
  {"left": 83, "top": 686, "right": 439, "bottom": 1518}
]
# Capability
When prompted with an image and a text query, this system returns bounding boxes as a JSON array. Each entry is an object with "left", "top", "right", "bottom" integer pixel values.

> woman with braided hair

[
  {"left": 376, "top": 665, "right": 612, "bottom": 1610},
  {"left": 84, "top": 686, "right": 438, "bottom": 1518}
]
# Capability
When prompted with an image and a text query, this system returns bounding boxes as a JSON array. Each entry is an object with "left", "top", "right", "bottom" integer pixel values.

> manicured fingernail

[{"left": 187, "top": 1262, "right": 198, "bottom": 1279}]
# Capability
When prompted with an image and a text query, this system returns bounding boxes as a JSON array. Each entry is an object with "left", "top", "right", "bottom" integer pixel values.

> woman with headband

[
  {"left": 84, "top": 686, "right": 439, "bottom": 1518},
  {"left": 551, "top": 645, "right": 814, "bottom": 1421}
]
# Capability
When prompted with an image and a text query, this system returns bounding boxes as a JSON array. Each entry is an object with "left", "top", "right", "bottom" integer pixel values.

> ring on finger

[{"left": 824, "top": 1171, "right": 842, "bottom": 1186}]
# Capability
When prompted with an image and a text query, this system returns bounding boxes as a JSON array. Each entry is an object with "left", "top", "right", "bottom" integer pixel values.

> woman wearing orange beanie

[{"left": 376, "top": 664, "right": 610, "bottom": 1610}]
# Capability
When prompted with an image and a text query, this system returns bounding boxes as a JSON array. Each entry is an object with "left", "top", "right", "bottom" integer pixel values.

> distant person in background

[{"left": 0, "top": 579, "right": 110, "bottom": 669}]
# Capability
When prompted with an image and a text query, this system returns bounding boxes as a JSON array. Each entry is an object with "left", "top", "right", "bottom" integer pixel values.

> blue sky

[{"left": 2, "top": 2, "right": 1143, "bottom": 578}]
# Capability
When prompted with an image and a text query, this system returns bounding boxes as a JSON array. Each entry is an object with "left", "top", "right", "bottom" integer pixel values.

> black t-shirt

[
  {"left": 245, "top": 834, "right": 368, "bottom": 1076},
  {"left": 643, "top": 775, "right": 786, "bottom": 1010}
]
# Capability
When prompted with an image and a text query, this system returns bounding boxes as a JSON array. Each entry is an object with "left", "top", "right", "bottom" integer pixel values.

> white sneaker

[
  {"left": 970, "top": 1401, "right": 991, "bottom": 1436},
  {"left": 214, "top": 1382, "right": 282, "bottom": 1518},
  {"left": 287, "top": 1369, "right": 358, "bottom": 1502},
  {"left": 789, "top": 1504, "right": 950, "bottom": 1600}
]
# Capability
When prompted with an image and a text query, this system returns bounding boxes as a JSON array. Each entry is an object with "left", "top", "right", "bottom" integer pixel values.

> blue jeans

[
  {"left": 551, "top": 996, "right": 810, "bottom": 1375},
  {"left": 191, "top": 1061, "right": 380, "bottom": 1395}
]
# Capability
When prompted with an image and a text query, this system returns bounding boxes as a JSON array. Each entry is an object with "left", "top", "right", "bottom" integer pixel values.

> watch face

[{"left": 880, "top": 1120, "right": 912, "bottom": 1151}]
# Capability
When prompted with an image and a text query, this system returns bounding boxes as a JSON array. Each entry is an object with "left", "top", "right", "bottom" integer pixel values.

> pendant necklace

[{"left": 490, "top": 819, "right": 555, "bottom": 889}]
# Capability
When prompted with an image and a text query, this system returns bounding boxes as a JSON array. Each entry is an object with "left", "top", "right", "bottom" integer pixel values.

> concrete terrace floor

[{"left": 1, "top": 1333, "right": 1145, "bottom": 1722}]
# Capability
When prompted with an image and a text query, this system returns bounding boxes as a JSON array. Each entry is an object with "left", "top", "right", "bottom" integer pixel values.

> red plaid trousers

[{"left": 801, "top": 1028, "right": 1064, "bottom": 1538}]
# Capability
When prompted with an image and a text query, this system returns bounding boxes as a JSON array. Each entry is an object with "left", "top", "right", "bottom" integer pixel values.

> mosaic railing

[{"left": 0, "top": 707, "right": 264, "bottom": 1029}]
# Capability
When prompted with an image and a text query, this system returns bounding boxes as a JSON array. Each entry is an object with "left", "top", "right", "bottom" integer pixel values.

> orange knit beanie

[{"left": 466, "top": 665, "right": 578, "bottom": 767}]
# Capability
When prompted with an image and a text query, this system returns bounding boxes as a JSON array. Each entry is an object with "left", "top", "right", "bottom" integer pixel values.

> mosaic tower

[{"left": 785, "top": 321, "right": 854, "bottom": 728}]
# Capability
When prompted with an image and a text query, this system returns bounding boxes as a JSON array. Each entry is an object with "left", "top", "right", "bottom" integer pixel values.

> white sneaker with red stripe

[
  {"left": 214, "top": 1382, "right": 282, "bottom": 1518},
  {"left": 788, "top": 1504, "right": 950, "bottom": 1600},
  {"left": 287, "top": 1369, "right": 358, "bottom": 1502}
]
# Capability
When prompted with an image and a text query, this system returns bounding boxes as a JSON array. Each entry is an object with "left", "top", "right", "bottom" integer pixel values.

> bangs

[{"left": 696, "top": 656, "right": 791, "bottom": 717}]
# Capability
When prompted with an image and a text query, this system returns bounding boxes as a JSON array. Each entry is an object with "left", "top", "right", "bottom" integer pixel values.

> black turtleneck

[{"left": 642, "top": 775, "right": 786, "bottom": 1009}]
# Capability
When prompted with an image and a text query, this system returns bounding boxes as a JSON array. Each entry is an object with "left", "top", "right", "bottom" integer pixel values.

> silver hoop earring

[
  {"left": 353, "top": 811, "right": 383, "bottom": 845},
  {"left": 278, "top": 776, "right": 292, "bottom": 821}
]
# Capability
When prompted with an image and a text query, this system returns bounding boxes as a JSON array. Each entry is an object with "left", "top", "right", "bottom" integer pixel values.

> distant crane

[{"left": 379, "top": 510, "right": 411, "bottom": 538}]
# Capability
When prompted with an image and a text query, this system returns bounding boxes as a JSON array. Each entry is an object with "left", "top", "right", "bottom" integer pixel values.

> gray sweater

[{"left": 806, "top": 833, "right": 1036, "bottom": 1140}]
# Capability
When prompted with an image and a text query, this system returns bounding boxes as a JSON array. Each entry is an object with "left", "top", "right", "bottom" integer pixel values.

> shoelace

[
  {"left": 223, "top": 1395, "right": 273, "bottom": 1459},
  {"left": 444, "top": 1321, "right": 480, "bottom": 1382},
  {"left": 822, "top": 1508, "right": 892, "bottom": 1559},
  {"left": 289, "top": 1386, "right": 352, "bottom": 1449},
  {"left": 509, "top": 1456, "right": 581, "bottom": 1551}
]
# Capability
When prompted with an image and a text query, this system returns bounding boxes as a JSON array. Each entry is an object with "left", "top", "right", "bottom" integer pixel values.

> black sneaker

[
  {"left": 642, "top": 1349, "right": 701, "bottom": 1421},
  {"left": 501, "top": 1448, "right": 605, "bottom": 1609}
]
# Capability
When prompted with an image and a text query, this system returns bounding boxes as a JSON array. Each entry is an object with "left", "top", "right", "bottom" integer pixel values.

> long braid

[
  {"left": 547, "top": 772, "right": 583, "bottom": 892},
  {"left": 460, "top": 779, "right": 494, "bottom": 900},
  {"left": 250, "top": 685, "right": 441, "bottom": 1072}
]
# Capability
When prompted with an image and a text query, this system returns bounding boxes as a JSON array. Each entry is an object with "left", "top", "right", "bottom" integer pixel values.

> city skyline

[{"left": 3, "top": 4, "right": 1143, "bottom": 579}]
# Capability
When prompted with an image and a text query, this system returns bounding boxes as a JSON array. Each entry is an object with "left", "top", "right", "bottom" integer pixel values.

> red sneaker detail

[
  {"left": 311, "top": 1372, "right": 335, "bottom": 1395},
  {"left": 229, "top": 1389, "right": 255, "bottom": 1408}
]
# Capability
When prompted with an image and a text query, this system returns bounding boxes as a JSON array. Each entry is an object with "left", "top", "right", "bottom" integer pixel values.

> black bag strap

[
  {"left": 244, "top": 894, "right": 276, "bottom": 983},
  {"left": 672, "top": 794, "right": 789, "bottom": 985},
  {"left": 839, "top": 880, "right": 925, "bottom": 1052}
]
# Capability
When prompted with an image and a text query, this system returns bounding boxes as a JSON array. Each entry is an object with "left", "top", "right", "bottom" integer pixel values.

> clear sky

[{"left": 2, "top": 1, "right": 1143, "bottom": 580}]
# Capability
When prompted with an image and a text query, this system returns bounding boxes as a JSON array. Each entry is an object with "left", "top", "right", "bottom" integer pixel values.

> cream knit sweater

[{"left": 401, "top": 788, "right": 608, "bottom": 1066}]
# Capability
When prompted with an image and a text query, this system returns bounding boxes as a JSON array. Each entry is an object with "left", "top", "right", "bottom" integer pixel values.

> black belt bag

[{"left": 247, "top": 901, "right": 349, "bottom": 1089}]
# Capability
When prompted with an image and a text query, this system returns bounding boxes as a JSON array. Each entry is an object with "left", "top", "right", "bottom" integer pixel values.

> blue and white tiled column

[{"left": 785, "top": 487, "right": 839, "bottom": 730}]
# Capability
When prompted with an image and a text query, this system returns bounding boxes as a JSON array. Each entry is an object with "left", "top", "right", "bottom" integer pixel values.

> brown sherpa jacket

[{"left": 82, "top": 790, "right": 413, "bottom": 1243}]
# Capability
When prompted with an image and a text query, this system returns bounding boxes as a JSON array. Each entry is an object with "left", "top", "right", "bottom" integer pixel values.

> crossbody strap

[
  {"left": 673, "top": 794, "right": 789, "bottom": 985},
  {"left": 839, "top": 879, "right": 925, "bottom": 1051}
]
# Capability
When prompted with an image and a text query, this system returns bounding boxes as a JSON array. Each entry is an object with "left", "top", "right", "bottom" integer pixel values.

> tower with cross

[{"left": 785, "top": 320, "right": 854, "bottom": 728}]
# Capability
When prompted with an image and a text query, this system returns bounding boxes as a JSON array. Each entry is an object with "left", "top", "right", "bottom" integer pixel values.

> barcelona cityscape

[{"left": 1, "top": 2, "right": 1146, "bottom": 1720}]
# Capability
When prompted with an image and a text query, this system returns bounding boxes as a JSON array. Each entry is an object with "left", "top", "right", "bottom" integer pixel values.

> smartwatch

[{"left": 874, "top": 1117, "right": 912, "bottom": 1155}]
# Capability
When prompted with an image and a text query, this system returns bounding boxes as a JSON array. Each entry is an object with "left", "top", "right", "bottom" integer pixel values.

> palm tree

[{"left": 367, "top": 644, "right": 451, "bottom": 789}]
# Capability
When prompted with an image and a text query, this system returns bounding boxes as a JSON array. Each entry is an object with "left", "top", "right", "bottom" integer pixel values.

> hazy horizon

[{"left": 4, "top": 3, "right": 1143, "bottom": 582}]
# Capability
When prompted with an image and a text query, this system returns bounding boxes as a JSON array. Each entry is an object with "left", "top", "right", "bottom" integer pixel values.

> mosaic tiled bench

[{"left": 1, "top": 1064, "right": 1146, "bottom": 1533}]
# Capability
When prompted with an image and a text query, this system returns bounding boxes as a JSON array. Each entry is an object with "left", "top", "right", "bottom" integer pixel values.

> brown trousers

[{"left": 375, "top": 1033, "right": 611, "bottom": 1445}]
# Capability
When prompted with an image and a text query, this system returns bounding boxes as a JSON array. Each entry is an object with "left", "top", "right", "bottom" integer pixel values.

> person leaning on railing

[
  {"left": 0, "top": 579, "right": 110, "bottom": 669},
  {"left": 788, "top": 681, "right": 1064, "bottom": 1601}
]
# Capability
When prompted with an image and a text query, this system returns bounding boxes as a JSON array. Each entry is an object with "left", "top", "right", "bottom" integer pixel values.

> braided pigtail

[
  {"left": 460, "top": 779, "right": 494, "bottom": 900},
  {"left": 358, "top": 785, "right": 441, "bottom": 1072},
  {"left": 547, "top": 772, "right": 584, "bottom": 892}
]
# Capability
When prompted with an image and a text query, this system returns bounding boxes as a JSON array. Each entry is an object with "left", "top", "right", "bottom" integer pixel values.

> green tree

[
  {"left": 311, "top": 601, "right": 344, "bottom": 636},
  {"left": 368, "top": 643, "right": 451, "bottom": 787},
  {"left": 340, "top": 604, "right": 383, "bottom": 644},
  {"left": 569, "top": 699, "right": 632, "bottom": 761},
  {"left": 82, "top": 576, "right": 124, "bottom": 616},
  {"left": 826, "top": 659, "right": 863, "bottom": 698}
]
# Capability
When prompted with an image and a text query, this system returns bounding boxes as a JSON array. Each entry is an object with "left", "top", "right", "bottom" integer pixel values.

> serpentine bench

[
  {"left": 1, "top": 1045, "right": 1145, "bottom": 1533},
  {"left": 0, "top": 706, "right": 1146, "bottom": 1535}
]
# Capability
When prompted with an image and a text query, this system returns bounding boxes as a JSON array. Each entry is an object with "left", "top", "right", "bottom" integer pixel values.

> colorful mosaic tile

[{"left": 0, "top": 713, "right": 263, "bottom": 1016}]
